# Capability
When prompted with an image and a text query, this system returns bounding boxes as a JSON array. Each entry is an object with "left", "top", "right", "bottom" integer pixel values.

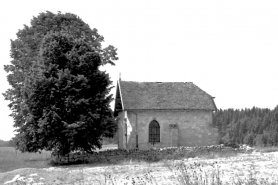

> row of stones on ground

[{"left": 52, "top": 144, "right": 254, "bottom": 164}]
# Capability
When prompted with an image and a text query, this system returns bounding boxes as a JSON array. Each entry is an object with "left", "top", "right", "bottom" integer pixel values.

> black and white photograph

[{"left": 0, "top": 0, "right": 278, "bottom": 184}]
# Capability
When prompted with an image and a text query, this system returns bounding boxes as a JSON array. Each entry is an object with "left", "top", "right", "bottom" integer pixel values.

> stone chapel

[{"left": 114, "top": 80, "right": 218, "bottom": 150}]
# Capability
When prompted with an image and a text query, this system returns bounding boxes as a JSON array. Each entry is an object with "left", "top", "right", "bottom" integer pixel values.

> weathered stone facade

[
  {"left": 115, "top": 80, "right": 218, "bottom": 150},
  {"left": 117, "top": 110, "right": 218, "bottom": 150}
]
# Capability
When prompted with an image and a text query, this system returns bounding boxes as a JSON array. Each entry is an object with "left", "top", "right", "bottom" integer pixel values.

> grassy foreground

[
  {"left": 0, "top": 147, "right": 51, "bottom": 173},
  {"left": 0, "top": 144, "right": 118, "bottom": 173},
  {"left": 1, "top": 145, "right": 278, "bottom": 184}
]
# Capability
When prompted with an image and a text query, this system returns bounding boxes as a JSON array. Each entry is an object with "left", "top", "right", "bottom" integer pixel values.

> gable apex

[{"left": 114, "top": 80, "right": 124, "bottom": 116}]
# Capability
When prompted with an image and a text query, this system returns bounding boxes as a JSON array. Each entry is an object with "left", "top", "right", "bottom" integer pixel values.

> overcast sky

[{"left": 1, "top": 0, "right": 278, "bottom": 141}]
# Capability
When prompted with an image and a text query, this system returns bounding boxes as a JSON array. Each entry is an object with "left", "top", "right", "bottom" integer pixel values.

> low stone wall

[{"left": 51, "top": 144, "right": 254, "bottom": 165}]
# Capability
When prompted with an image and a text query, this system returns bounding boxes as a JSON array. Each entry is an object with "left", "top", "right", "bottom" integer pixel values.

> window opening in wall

[{"left": 149, "top": 120, "right": 160, "bottom": 145}]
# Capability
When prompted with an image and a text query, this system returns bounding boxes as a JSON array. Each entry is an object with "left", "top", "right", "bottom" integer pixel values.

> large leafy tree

[{"left": 3, "top": 12, "right": 118, "bottom": 154}]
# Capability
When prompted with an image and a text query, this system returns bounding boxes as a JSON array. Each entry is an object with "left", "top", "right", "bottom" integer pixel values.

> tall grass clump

[{"left": 165, "top": 160, "right": 278, "bottom": 185}]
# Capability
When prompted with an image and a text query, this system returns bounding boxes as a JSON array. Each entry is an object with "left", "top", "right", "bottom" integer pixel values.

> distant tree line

[
  {"left": 1, "top": 136, "right": 116, "bottom": 147},
  {"left": 213, "top": 105, "right": 278, "bottom": 146},
  {"left": 0, "top": 138, "right": 16, "bottom": 147}
]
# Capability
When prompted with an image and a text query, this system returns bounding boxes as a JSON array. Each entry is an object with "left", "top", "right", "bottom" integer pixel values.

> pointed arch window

[{"left": 149, "top": 120, "right": 160, "bottom": 144}]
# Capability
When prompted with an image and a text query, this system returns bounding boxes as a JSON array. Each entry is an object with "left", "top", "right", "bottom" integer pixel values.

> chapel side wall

[
  {"left": 127, "top": 112, "right": 137, "bottom": 149},
  {"left": 117, "top": 111, "right": 125, "bottom": 149},
  {"left": 117, "top": 111, "right": 137, "bottom": 150},
  {"left": 133, "top": 110, "right": 218, "bottom": 150},
  {"left": 178, "top": 110, "right": 219, "bottom": 147}
]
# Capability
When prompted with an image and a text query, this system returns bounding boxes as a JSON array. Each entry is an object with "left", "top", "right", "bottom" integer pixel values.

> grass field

[
  {"left": 1, "top": 146, "right": 278, "bottom": 184},
  {"left": 0, "top": 144, "right": 118, "bottom": 173},
  {"left": 254, "top": 146, "right": 278, "bottom": 153},
  {"left": 1, "top": 148, "right": 278, "bottom": 184},
  {"left": 0, "top": 147, "right": 51, "bottom": 173}
]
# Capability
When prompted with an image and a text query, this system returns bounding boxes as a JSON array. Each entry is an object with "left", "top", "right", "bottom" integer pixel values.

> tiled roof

[{"left": 118, "top": 81, "right": 217, "bottom": 111}]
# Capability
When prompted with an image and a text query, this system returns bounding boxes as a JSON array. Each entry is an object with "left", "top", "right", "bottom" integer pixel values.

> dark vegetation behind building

[{"left": 214, "top": 106, "right": 278, "bottom": 146}]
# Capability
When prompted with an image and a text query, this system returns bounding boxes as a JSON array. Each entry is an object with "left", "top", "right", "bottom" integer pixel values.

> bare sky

[{"left": 1, "top": 0, "right": 278, "bottom": 141}]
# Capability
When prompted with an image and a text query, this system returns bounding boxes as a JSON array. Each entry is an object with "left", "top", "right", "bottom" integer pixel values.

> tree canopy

[{"left": 3, "top": 11, "right": 118, "bottom": 154}]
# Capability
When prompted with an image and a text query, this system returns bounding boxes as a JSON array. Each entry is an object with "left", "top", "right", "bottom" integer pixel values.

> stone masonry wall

[{"left": 119, "top": 110, "right": 218, "bottom": 150}]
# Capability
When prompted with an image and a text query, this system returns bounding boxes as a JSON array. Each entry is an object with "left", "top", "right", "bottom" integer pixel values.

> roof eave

[
  {"left": 118, "top": 80, "right": 125, "bottom": 110},
  {"left": 113, "top": 80, "right": 125, "bottom": 116},
  {"left": 123, "top": 108, "right": 216, "bottom": 111},
  {"left": 211, "top": 97, "right": 217, "bottom": 111}
]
